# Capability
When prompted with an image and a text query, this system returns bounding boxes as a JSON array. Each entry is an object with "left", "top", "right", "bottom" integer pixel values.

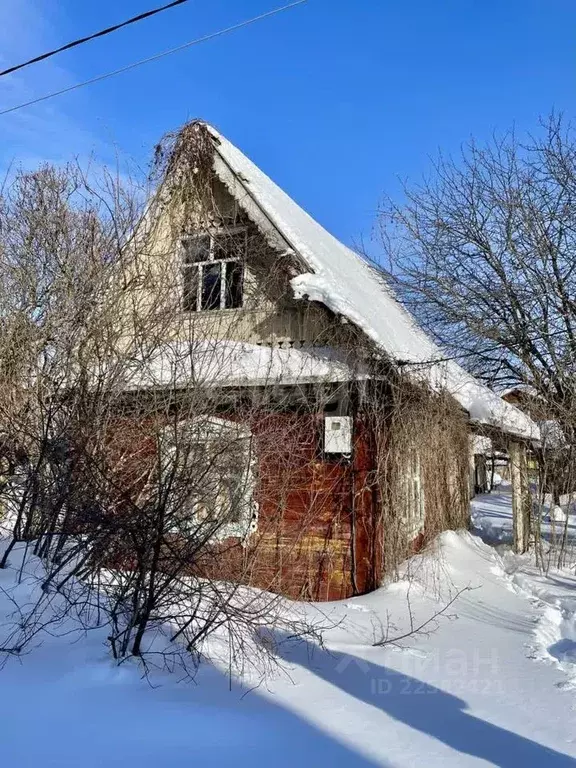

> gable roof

[{"left": 200, "top": 124, "right": 538, "bottom": 441}]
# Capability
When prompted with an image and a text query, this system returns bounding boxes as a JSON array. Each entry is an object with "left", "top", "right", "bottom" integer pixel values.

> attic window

[{"left": 182, "top": 230, "right": 245, "bottom": 312}]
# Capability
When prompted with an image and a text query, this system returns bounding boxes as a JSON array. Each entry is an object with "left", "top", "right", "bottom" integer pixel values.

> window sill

[{"left": 182, "top": 307, "right": 245, "bottom": 316}]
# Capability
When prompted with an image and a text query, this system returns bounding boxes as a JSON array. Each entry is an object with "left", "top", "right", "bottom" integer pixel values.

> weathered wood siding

[
  {"left": 106, "top": 409, "right": 382, "bottom": 602},
  {"left": 240, "top": 413, "right": 381, "bottom": 601}
]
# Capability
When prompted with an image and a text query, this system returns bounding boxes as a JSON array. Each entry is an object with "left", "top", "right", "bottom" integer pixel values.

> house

[{"left": 110, "top": 121, "right": 538, "bottom": 600}]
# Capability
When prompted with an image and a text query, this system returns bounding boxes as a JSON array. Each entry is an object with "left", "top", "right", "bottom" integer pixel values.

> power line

[
  {"left": 0, "top": 1, "right": 307, "bottom": 117},
  {"left": 0, "top": 0, "right": 192, "bottom": 79}
]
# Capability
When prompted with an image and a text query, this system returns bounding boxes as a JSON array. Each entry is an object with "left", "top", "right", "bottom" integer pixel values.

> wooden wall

[
  {"left": 238, "top": 413, "right": 381, "bottom": 601},
  {"left": 103, "top": 387, "right": 471, "bottom": 603},
  {"left": 105, "top": 409, "right": 382, "bottom": 602}
]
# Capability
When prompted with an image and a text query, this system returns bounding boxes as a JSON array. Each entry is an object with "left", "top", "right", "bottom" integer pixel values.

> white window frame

[
  {"left": 181, "top": 228, "right": 246, "bottom": 312},
  {"left": 160, "top": 416, "right": 258, "bottom": 541}
]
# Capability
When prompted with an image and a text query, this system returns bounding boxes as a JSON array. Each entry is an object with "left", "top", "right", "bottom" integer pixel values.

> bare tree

[
  {"left": 0, "top": 156, "right": 331, "bottom": 674},
  {"left": 380, "top": 113, "right": 576, "bottom": 561},
  {"left": 381, "top": 114, "right": 576, "bottom": 395}
]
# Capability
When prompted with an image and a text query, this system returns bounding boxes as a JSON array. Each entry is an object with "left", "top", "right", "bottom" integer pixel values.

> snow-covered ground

[
  {"left": 471, "top": 483, "right": 576, "bottom": 550},
  {"left": 1, "top": 493, "right": 576, "bottom": 766},
  {"left": 472, "top": 486, "right": 576, "bottom": 694}
]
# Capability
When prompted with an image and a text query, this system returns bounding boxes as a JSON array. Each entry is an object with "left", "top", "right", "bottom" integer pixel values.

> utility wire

[
  {"left": 0, "top": 1, "right": 306, "bottom": 117},
  {"left": 0, "top": 0, "right": 192, "bottom": 79}
]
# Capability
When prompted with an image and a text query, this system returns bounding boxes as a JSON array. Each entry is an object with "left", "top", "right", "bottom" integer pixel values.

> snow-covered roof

[
  {"left": 122, "top": 341, "right": 368, "bottom": 391},
  {"left": 206, "top": 125, "right": 539, "bottom": 442}
]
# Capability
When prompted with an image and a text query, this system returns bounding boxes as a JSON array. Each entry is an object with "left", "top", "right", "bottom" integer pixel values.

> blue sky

[{"left": 0, "top": 0, "right": 574, "bottom": 251}]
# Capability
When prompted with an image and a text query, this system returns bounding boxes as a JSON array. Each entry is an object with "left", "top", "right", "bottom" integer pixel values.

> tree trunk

[{"left": 509, "top": 441, "right": 531, "bottom": 554}]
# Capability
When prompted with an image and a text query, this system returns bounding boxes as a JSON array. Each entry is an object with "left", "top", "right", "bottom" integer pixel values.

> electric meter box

[{"left": 324, "top": 416, "right": 352, "bottom": 454}]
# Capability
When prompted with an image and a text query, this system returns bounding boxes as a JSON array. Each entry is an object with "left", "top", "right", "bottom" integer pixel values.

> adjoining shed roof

[{"left": 205, "top": 124, "right": 538, "bottom": 442}]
